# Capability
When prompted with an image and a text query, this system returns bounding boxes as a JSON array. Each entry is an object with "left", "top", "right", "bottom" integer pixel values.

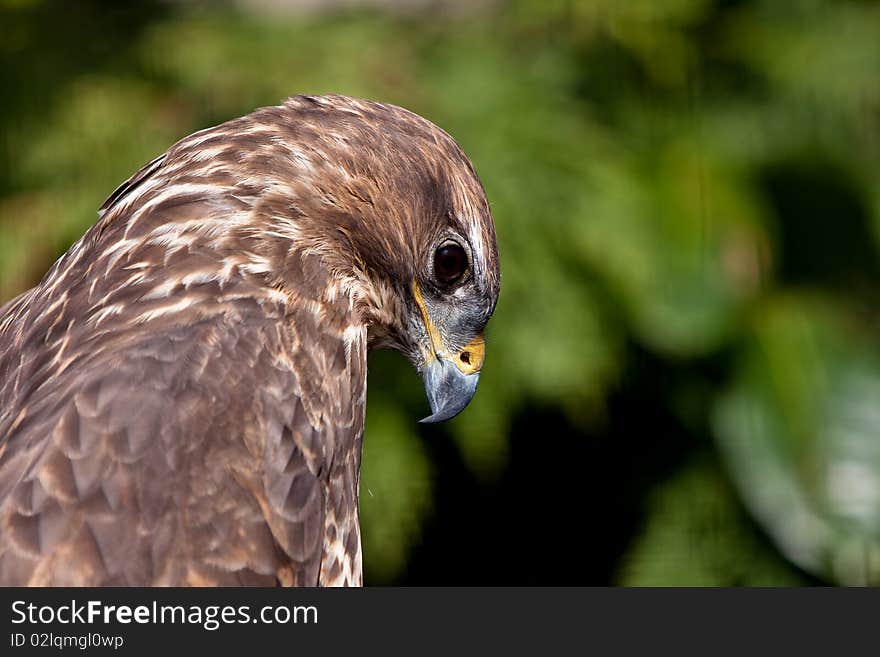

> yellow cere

[{"left": 412, "top": 281, "right": 485, "bottom": 375}]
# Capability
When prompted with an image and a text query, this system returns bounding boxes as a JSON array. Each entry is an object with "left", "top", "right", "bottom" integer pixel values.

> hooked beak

[
  {"left": 421, "top": 358, "right": 479, "bottom": 423},
  {"left": 412, "top": 282, "right": 485, "bottom": 424}
]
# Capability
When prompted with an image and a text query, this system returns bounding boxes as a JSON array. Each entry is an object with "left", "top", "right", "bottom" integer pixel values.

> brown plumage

[{"left": 0, "top": 95, "right": 499, "bottom": 586}]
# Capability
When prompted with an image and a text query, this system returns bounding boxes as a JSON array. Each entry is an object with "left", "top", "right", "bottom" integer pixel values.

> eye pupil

[{"left": 434, "top": 244, "right": 467, "bottom": 284}]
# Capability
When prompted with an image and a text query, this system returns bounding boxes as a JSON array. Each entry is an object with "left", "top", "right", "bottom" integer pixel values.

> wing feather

[{"left": 0, "top": 308, "right": 365, "bottom": 586}]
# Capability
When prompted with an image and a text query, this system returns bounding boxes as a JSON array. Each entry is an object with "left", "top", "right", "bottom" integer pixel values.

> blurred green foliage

[{"left": 1, "top": 0, "right": 878, "bottom": 584}]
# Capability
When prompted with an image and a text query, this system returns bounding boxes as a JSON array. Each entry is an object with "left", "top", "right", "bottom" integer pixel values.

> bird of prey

[{"left": 0, "top": 95, "right": 499, "bottom": 586}]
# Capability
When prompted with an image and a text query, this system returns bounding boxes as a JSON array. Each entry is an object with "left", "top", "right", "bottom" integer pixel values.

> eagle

[{"left": 0, "top": 95, "right": 499, "bottom": 586}]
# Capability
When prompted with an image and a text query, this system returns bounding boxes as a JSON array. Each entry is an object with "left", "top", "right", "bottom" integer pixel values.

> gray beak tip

[{"left": 420, "top": 357, "right": 480, "bottom": 424}]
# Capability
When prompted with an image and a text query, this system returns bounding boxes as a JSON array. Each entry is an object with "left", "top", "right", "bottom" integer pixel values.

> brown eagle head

[
  {"left": 95, "top": 94, "right": 500, "bottom": 423},
  {"left": 284, "top": 95, "right": 502, "bottom": 422}
]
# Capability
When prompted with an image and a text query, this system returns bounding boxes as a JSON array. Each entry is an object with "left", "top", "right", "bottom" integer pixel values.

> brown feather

[{"left": 0, "top": 94, "right": 498, "bottom": 586}]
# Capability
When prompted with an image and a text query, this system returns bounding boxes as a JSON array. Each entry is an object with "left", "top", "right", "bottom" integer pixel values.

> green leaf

[
  {"left": 618, "top": 458, "right": 807, "bottom": 586},
  {"left": 714, "top": 295, "right": 880, "bottom": 585}
]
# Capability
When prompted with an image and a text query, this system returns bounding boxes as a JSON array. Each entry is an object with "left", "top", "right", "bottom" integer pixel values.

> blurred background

[{"left": 2, "top": 0, "right": 879, "bottom": 585}]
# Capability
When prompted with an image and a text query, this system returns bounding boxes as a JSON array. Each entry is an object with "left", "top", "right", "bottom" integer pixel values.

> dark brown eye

[{"left": 433, "top": 243, "right": 468, "bottom": 285}]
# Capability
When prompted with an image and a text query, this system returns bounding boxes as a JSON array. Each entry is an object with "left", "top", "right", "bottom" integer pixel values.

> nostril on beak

[{"left": 460, "top": 351, "right": 471, "bottom": 365}]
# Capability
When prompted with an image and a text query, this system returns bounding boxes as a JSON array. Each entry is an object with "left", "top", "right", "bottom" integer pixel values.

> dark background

[{"left": 1, "top": 0, "right": 878, "bottom": 585}]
